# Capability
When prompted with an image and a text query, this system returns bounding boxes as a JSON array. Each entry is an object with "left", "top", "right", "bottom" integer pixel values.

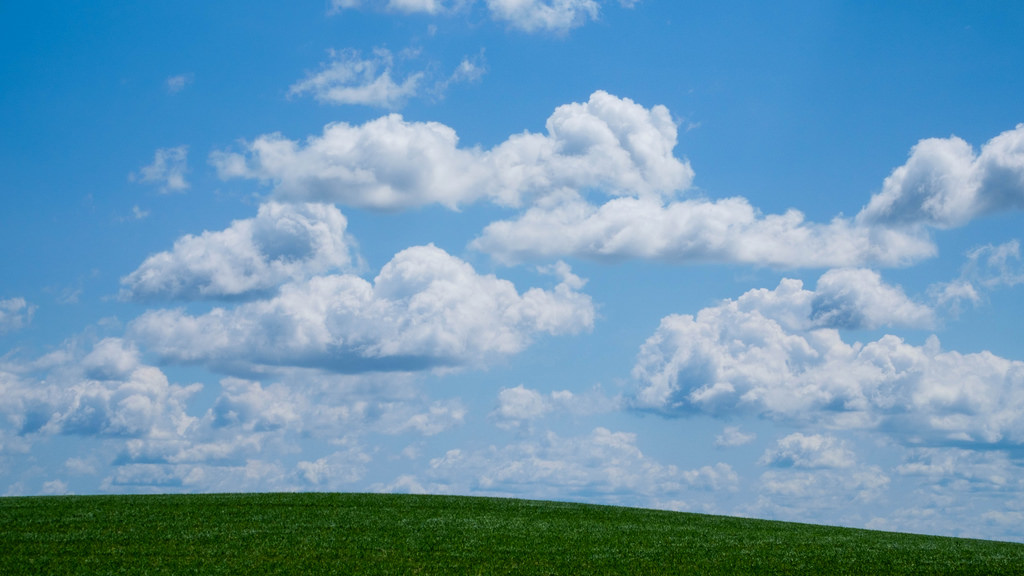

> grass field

[{"left": 2, "top": 492, "right": 1023, "bottom": 575}]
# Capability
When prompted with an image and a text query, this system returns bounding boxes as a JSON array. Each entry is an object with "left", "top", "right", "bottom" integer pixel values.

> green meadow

[{"left": 2, "top": 492, "right": 1022, "bottom": 575}]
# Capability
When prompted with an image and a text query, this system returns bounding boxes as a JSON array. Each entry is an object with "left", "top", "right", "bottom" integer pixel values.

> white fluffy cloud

[
  {"left": 0, "top": 298, "right": 35, "bottom": 335},
  {"left": 474, "top": 122, "right": 1024, "bottom": 267},
  {"left": 212, "top": 91, "right": 692, "bottom": 210},
  {"left": 289, "top": 48, "right": 423, "bottom": 108},
  {"left": 810, "top": 268, "right": 936, "bottom": 330},
  {"left": 120, "top": 202, "right": 355, "bottom": 301},
  {"left": 1, "top": 338, "right": 198, "bottom": 441},
  {"left": 759, "top": 433, "right": 856, "bottom": 469},
  {"left": 632, "top": 273, "right": 1024, "bottom": 446},
  {"left": 714, "top": 426, "right": 755, "bottom": 448},
  {"left": 130, "top": 244, "right": 593, "bottom": 374},
  {"left": 857, "top": 124, "right": 1024, "bottom": 229},
  {"left": 472, "top": 193, "right": 936, "bottom": 267},
  {"left": 491, "top": 383, "right": 618, "bottom": 430},
  {"left": 131, "top": 146, "right": 189, "bottom": 192}
]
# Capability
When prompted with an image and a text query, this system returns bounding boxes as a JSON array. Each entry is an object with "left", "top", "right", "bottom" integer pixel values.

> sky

[{"left": 3, "top": 0, "right": 1024, "bottom": 542}]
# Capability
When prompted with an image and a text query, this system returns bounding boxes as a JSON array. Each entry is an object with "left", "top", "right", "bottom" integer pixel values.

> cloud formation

[
  {"left": 131, "top": 146, "right": 189, "bottom": 192},
  {"left": 328, "top": 0, "right": 638, "bottom": 34},
  {"left": 857, "top": 124, "right": 1024, "bottom": 229},
  {"left": 930, "top": 240, "right": 1024, "bottom": 311},
  {"left": 471, "top": 193, "right": 936, "bottom": 267},
  {"left": 120, "top": 202, "right": 356, "bottom": 301},
  {"left": 1, "top": 338, "right": 199, "bottom": 441},
  {"left": 130, "top": 244, "right": 593, "bottom": 374},
  {"left": 289, "top": 48, "right": 423, "bottom": 108},
  {"left": 760, "top": 433, "right": 856, "bottom": 469},
  {"left": 0, "top": 298, "right": 35, "bottom": 335},
  {"left": 212, "top": 91, "right": 691, "bottom": 210},
  {"left": 485, "top": 0, "right": 600, "bottom": 33},
  {"left": 631, "top": 271, "right": 1024, "bottom": 446},
  {"left": 382, "top": 426, "right": 737, "bottom": 507}
]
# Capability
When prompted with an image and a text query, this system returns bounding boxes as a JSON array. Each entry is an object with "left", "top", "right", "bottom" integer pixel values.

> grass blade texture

[{"left": 2, "top": 493, "right": 1022, "bottom": 575}]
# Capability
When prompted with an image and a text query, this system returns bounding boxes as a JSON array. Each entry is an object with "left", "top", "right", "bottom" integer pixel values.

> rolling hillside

[{"left": 3, "top": 493, "right": 1022, "bottom": 575}]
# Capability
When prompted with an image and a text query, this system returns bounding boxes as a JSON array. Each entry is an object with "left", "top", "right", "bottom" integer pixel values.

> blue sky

[{"left": 3, "top": 0, "right": 1024, "bottom": 542}]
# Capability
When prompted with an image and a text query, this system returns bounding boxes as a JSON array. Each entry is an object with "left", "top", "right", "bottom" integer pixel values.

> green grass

[{"left": 2, "top": 493, "right": 1022, "bottom": 575}]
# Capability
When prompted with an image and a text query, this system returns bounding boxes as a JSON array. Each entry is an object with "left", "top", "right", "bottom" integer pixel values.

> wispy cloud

[
  {"left": 130, "top": 146, "right": 189, "bottom": 192},
  {"left": 931, "top": 240, "right": 1024, "bottom": 312},
  {"left": 288, "top": 48, "right": 423, "bottom": 108},
  {"left": 0, "top": 298, "right": 35, "bottom": 335},
  {"left": 329, "top": 0, "right": 641, "bottom": 34},
  {"left": 165, "top": 73, "right": 193, "bottom": 94}
]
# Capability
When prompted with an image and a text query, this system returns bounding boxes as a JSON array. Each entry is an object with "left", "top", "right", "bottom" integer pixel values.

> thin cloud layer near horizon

[{"left": 3, "top": 1, "right": 1024, "bottom": 542}]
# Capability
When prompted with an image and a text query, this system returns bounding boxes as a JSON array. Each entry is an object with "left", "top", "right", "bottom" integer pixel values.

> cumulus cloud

[
  {"left": 474, "top": 122, "right": 1024, "bottom": 267},
  {"left": 857, "top": 124, "right": 1024, "bottom": 229},
  {"left": 120, "top": 202, "right": 356, "bottom": 301},
  {"left": 759, "top": 433, "right": 856, "bottom": 469},
  {"left": 631, "top": 273, "right": 1024, "bottom": 446},
  {"left": 472, "top": 192, "right": 935, "bottom": 267},
  {"left": 810, "top": 268, "right": 935, "bottom": 330},
  {"left": 1, "top": 338, "right": 199, "bottom": 441},
  {"left": 297, "top": 439, "right": 373, "bottom": 487},
  {"left": 130, "top": 244, "right": 593, "bottom": 374},
  {"left": 289, "top": 48, "right": 423, "bottom": 108},
  {"left": 714, "top": 426, "right": 755, "bottom": 448},
  {"left": 491, "top": 383, "right": 618, "bottom": 430},
  {"left": 131, "top": 146, "right": 189, "bottom": 192},
  {"left": 492, "top": 385, "right": 554, "bottom": 428},
  {"left": 0, "top": 298, "right": 35, "bottom": 335},
  {"left": 212, "top": 90, "right": 691, "bottom": 210}
]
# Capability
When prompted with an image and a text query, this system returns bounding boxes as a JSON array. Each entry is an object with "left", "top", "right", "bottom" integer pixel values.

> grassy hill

[{"left": 2, "top": 492, "right": 1022, "bottom": 575}]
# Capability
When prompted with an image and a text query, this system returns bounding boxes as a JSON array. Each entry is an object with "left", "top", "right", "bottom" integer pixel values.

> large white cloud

[
  {"left": 1, "top": 338, "right": 199, "bottom": 441},
  {"left": 211, "top": 91, "right": 692, "bottom": 210},
  {"left": 631, "top": 272, "right": 1024, "bottom": 446},
  {"left": 120, "top": 202, "right": 355, "bottom": 301},
  {"left": 474, "top": 123, "right": 1024, "bottom": 267},
  {"left": 129, "top": 244, "right": 594, "bottom": 374},
  {"left": 471, "top": 192, "right": 936, "bottom": 267},
  {"left": 858, "top": 124, "right": 1024, "bottom": 229}
]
